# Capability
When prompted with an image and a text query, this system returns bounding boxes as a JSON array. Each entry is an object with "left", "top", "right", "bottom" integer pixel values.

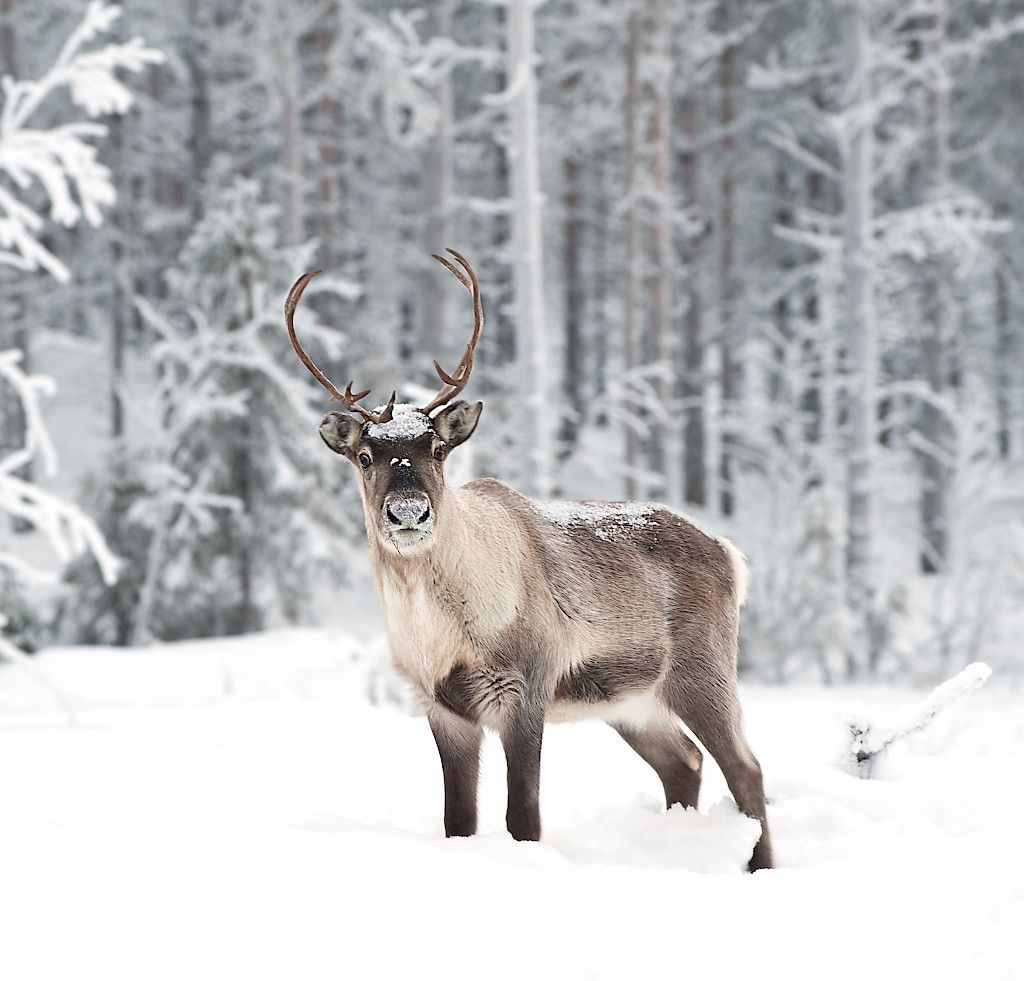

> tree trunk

[
  {"left": 642, "top": 0, "right": 674, "bottom": 502},
  {"left": 841, "top": 0, "right": 878, "bottom": 674},
  {"left": 279, "top": 0, "right": 303, "bottom": 248},
  {"left": 232, "top": 284, "right": 258, "bottom": 635},
  {"left": 184, "top": 0, "right": 211, "bottom": 225},
  {"left": 421, "top": 0, "right": 454, "bottom": 355},
  {"left": 624, "top": 10, "right": 640, "bottom": 499},
  {"left": 559, "top": 150, "right": 585, "bottom": 459},
  {"left": 919, "top": 0, "right": 951, "bottom": 574},
  {"left": 109, "top": 114, "right": 126, "bottom": 441},
  {"left": 316, "top": 5, "right": 344, "bottom": 263},
  {"left": 624, "top": 1, "right": 671, "bottom": 500},
  {"left": 591, "top": 148, "right": 611, "bottom": 409},
  {"left": 717, "top": 30, "right": 737, "bottom": 516},
  {"left": 507, "top": 0, "right": 551, "bottom": 497},
  {"left": 679, "top": 40, "right": 704, "bottom": 506},
  {"left": 994, "top": 265, "right": 1011, "bottom": 460},
  {"left": 559, "top": 70, "right": 585, "bottom": 461}
]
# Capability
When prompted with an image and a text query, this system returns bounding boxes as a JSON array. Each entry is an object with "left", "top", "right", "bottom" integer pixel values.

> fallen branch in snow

[{"left": 844, "top": 662, "right": 992, "bottom": 778}]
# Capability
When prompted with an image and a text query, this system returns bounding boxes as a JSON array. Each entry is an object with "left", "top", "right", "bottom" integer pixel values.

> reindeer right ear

[{"left": 319, "top": 412, "right": 363, "bottom": 456}]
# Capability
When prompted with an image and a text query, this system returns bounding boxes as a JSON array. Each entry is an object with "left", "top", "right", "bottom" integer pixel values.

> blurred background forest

[{"left": 2, "top": 0, "right": 1024, "bottom": 685}]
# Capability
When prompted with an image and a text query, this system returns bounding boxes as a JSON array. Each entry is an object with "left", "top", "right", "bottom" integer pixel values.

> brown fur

[{"left": 318, "top": 402, "right": 773, "bottom": 871}]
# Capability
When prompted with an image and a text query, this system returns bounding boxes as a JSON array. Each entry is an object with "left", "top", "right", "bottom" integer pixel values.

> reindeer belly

[
  {"left": 548, "top": 649, "right": 669, "bottom": 727},
  {"left": 432, "top": 660, "right": 665, "bottom": 731}
]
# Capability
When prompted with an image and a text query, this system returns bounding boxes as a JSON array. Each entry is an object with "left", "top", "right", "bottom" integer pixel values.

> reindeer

[{"left": 285, "top": 249, "right": 773, "bottom": 871}]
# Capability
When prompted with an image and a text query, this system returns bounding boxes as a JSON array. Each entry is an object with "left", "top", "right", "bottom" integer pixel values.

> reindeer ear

[
  {"left": 432, "top": 400, "right": 482, "bottom": 449},
  {"left": 319, "top": 411, "right": 363, "bottom": 456}
]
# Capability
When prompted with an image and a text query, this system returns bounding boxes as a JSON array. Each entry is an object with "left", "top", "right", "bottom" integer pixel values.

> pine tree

[{"left": 123, "top": 176, "right": 352, "bottom": 641}]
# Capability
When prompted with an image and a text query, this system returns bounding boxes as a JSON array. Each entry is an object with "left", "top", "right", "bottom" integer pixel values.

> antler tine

[
  {"left": 421, "top": 248, "right": 485, "bottom": 417},
  {"left": 376, "top": 390, "right": 397, "bottom": 424},
  {"left": 431, "top": 253, "right": 471, "bottom": 290},
  {"left": 285, "top": 270, "right": 381, "bottom": 423},
  {"left": 341, "top": 382, "right": 378, "bottom": 423},
  {"left": 444, "top": 248, "right": 483, "bottom": 348}
]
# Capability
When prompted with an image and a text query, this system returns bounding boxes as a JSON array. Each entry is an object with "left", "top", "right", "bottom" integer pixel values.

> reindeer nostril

[{"left": 385, "top": 498, "right": 431, "bottom": 530}]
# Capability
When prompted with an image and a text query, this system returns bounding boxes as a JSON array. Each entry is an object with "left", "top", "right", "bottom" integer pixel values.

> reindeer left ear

[
  {"left": 319, "top": 411, "right": 363, "bottom": 456},
  {"left": 432, "top": 400, "right": 482, "bottom": 449}
]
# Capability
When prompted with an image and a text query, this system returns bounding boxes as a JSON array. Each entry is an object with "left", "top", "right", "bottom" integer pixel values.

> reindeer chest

[{"left": 377, "top": 565, "right": 518, "bottom": 695}]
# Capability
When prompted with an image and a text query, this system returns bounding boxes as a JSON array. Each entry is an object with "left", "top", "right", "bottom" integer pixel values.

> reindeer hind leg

[
  {"left": 611, "top": 721, "right": 703, "bottom": 810},
  {"left": 663, "top": 664, "right": 774, "bottom": 872}
]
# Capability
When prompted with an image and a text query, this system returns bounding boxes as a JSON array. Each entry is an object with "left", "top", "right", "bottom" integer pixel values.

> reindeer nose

[{"left": 385, "top": 495, "right": 432, "bottom": 529}]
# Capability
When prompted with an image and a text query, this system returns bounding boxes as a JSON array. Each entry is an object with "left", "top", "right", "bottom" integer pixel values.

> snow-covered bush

[
  {"left": 740, "top": 479, "right": 855, "bottom": 684},
  {"left": 53, "top": 452, "right": 150, "bottom": 646}
]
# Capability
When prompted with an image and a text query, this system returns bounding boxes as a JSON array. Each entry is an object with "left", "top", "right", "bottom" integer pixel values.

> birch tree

[
  {"left": 507, "top": 0, "right": 551, "bottom": 497},
  {"left": 839, "top": 0, "right": 879, "bottom": 670}
]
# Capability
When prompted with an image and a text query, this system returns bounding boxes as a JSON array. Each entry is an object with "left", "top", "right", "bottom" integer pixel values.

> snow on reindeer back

[
  {"left": 365, "top": 404, "right": 433, "bottom": 440},
  {"left": 536, "top": 499, "right": 655, "bottom": 542}
]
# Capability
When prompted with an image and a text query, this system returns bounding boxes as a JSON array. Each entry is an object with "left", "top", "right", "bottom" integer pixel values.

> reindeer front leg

[
  {"left": 428, "top": 710, "right": 482, "bottom": 837},
  {"left": 500, "top": 700, "right": 545, "bottom": 841}
]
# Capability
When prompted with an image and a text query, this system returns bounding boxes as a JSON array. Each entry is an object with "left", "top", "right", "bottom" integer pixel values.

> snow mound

[
  {"left": 552, "top": 798, "right": 762, "bottom": 873},
  {"left": 365, "top": 403, "right": 433, "bottom": 440}
]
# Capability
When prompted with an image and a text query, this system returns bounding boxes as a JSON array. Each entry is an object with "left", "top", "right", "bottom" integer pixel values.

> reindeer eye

[
  {"left": 433, "top": 445, "right": 445, "bottom": 461},
  {"left": 358, "top": 453, "right": 372, "bottom": 469}
]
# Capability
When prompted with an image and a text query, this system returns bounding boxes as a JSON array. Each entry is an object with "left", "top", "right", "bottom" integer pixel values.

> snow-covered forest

[
  {"left": 2, "top": 4, "right": 1024, "bottom": 978},
  {"left": 3, "top": 0, "right": 1024, "bottom": 677}
]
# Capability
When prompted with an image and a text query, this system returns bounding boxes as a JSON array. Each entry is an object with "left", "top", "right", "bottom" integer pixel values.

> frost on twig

[{"left": 844, "top": 663, "right": 992, "bottom": 778}]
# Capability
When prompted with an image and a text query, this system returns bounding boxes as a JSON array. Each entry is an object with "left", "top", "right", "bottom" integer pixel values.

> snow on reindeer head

[{"left": 284, "top": 249, "right": 484, "bottom": 555}]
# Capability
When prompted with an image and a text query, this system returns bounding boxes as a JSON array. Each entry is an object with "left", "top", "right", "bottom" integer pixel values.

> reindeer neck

[{"left": 367, "top": 483, "right": 526, "bottom": 641}]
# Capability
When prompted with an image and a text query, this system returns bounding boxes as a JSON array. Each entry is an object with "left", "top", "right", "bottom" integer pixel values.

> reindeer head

[{"left": 285, "top": 249, "right": 484, "bottom": 554}]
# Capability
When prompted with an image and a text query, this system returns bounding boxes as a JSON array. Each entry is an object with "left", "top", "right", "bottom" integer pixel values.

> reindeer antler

[
  {"left": 421, "top": 248, "right": 485, "bottom": 417},
  {"left": 284, "top": 269, "right": 395, "bottom": 424},
  {"left": 286, "top": 250, "right": 483, "bottom": 427}
]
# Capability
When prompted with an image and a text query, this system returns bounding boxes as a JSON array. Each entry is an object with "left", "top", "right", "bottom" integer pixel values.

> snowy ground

[{"left": 0, "top": 631, "right": 1021, "bottom": 981}]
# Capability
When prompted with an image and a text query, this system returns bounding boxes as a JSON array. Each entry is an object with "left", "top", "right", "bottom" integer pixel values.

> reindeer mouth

[{"left": 386, "top": 525, "right": 434, "bottom": 550}]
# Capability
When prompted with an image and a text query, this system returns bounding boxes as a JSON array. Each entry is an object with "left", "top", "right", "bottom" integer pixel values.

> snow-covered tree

[
  {"left": 119, "top": 176, "right": 354, "bottom": 642},
  {"left": 5, "top": 0, "right": 1024, "bottom": 683},
  {"left": 1, "top": 2, "right": 157, "bottom": 691}
]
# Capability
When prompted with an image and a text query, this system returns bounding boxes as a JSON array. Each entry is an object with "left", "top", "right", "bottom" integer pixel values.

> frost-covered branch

[
  {"left": 844, "top": 663, "right": 992, "bottom": 778},
  {"left": 0, "top": 351, "right": 119, "bottom": 586},
  {"left": 0, "top": 1, "right": 163, "bottom": 281}
]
